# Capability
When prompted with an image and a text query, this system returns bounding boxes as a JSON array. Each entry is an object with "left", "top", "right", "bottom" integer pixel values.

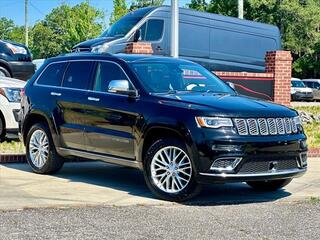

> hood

[
  {"left": 73, "top": 37, "right": 118, "bottom": 49},
  {"left": 157, "top": 92, "right": 296, "bottom": 118},
  {"left": 0, "top": 77, "right": 26, "bottom": 88}
]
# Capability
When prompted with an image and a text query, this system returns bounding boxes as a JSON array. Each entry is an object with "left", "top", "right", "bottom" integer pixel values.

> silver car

[{"left": 302, "top": 79, "right": 320, "bottom": 100}]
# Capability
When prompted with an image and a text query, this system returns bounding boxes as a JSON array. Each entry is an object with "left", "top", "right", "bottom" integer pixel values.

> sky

[{"left": 0, "top": 0, "right": 192, "bottom": 26}]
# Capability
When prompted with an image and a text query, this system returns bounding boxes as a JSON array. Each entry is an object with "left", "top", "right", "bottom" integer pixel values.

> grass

[
  {"left": 294, "top": 106, "right": 320, "bottom": 148},
  {"left": 309, "top": 197, "right": 320, "bottom": 204},
  {"left": 0, "top": 140, "right": 25, "bottom": 154}
]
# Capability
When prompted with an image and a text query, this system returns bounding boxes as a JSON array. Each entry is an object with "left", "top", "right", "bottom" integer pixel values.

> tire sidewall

[
  {"left": 143, "top": 138, "right": 200, "bottom": 202},
  {"left": 26, "top": 123, "right": 58, "bottom": 174}
]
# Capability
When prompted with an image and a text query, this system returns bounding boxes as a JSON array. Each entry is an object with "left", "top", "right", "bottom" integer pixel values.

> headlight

[
  {"left": 0, "top": 88, "right": 22, "bottom": 102},
  {"left": 196, "top": 117, "right": 233, "bottom": 128},
  {"left": 293, "top": 115, "right": 301, "bottom": 126},
  {"left": 91, "top": 43, "right": 109, "bottom": 53},
  {"left": 5, "top": 42, "right": 27, "bottom": 55}
]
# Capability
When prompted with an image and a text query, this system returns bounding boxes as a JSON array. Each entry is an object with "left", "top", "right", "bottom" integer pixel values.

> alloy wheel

[
  {"left": 151, "top": 146, "right": 192, "bottom": 193},
  {"left": 29, "top": 129, "right": 49, "bottom": 168}
]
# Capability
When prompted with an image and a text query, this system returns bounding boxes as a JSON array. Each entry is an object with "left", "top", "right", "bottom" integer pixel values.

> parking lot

[
  {"left": 0, "top": 159, "right": 319, "bottom": 239},
  {"left": 1, "top": 158, "right": 319, "bottom": 210}
]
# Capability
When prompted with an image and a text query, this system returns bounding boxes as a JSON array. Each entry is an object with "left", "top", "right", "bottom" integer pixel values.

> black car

[
  {"left": 0, "top": 40, "right": 35, "bottom": 80},
  {"left": 19, "top": 53, "right": 308, "bottom": 202}
]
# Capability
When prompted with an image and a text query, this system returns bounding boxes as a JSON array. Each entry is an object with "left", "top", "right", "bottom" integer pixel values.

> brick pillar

[
  {"left": 124, "top": 42, "right": 153, "bottom": 54},
  {"left": 265, "top": 51, "right": 292, "bottom": 106}
]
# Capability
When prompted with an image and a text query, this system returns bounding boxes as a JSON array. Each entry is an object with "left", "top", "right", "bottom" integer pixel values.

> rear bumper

[{"left": 8, "top": 61, "right": 35, "bottom": 80}]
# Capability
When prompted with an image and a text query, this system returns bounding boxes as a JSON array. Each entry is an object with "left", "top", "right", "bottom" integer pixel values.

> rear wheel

[
  {"left": 26, "top": 122, "right": 64, "bottom": 174},
  {"left": 0, "top": 66, "right": 11, "bottom": 78},
  {"left": 143, "top": 138, "right": 202, "bottom": 202},
  {"left": 246, "top": 178, "right": 292, "bottom": 191}
]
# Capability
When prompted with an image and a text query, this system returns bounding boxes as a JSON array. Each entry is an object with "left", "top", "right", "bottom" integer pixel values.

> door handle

[
  {"left": 51, "top": 92, "right": 62, "bottom": 96},
  {"left": 88, "top": 97, "right": 100, "bottom": 102},
  {"left": 156, "top": 46, "right": 163, "bottom": 51}
]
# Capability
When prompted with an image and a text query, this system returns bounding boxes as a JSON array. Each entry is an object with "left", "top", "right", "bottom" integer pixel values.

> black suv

[
  {"left": 20, "top": 53, "right": 307, "bottom": 202},
  {"left": 0, "top": 40, "right": 35, "bottom": 80}
]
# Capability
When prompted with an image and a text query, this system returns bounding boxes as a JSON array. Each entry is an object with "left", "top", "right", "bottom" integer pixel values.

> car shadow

[{"left": 3, "top": 161, "right": 291, "bottom": 206}]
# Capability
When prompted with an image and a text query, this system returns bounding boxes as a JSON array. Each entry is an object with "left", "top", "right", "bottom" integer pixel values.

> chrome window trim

[{"left": 34, "top": 59, "right": 139, "bottom": 97}]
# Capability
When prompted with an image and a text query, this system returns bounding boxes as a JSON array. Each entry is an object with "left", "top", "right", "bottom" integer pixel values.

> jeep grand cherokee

[{"left": 19, "top": 53, "right": 307, "bottom": 202}]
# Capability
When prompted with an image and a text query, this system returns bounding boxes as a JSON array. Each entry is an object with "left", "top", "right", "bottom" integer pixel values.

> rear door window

[
  {"left": 62, "top": 61, "right": 94, "bottom": 90},
  {"left": 37, "top": 62, "right": 67, "bottom": 86}
]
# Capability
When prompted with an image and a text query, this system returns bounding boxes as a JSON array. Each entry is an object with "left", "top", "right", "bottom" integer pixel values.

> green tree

[
  {"left": 187, "top": 0, "right": 208, "bottom": 12},
  {"left": 109, "top": 0, "right": 128, "bottom": 25},
  {"left": 0, "top": 17, "right": 15, "bottom": 40},
  {"left": 31, "top": 2, "right": 105, "bottom": 59},
  {"left": 188, "top": 0, "right": 320, "bottom": 78},
  {"left": 130, "top": 0, "right": 164, "bottom": 10}
]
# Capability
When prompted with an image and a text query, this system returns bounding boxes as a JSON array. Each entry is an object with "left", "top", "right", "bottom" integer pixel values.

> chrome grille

[
  {"left": 234, "top": 119, "right": 248, "bottom": 135},
  {"left": 247, "top": 119, "right": 259, "bottom": 135},
  {"left": 235, "top": 117, "right": 298, "bottom": 136}
]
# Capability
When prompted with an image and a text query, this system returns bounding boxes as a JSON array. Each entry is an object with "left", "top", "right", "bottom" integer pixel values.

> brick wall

[
  {"left": 124, "top": 42, "right": 153, "bottom": 54},
  {"left": 215, "top": 51, "right": 292, "bottom": 106},
  {"left": 265, "top": 51, "right": 292, "bottom": 106}
]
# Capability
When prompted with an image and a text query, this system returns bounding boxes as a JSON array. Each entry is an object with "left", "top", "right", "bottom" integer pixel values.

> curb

[
  {"left": 0, "top": 154, "right": 90, "bottom": 164},
  {"left": 0, "top": 154, "right": 26, "bottom": 163}
]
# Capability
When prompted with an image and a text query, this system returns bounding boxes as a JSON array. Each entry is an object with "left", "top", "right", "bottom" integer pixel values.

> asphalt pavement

[
  {"left": 0, "top": 201, "right": 319, "bottom": 240},
  {"left": 0, "top": 158, "right": 319, "bottom": 239}
]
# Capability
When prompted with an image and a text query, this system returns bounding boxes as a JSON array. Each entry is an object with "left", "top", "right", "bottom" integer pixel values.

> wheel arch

[
  {"left": 22, "top": 112, "right": 57, "bottom": 144},
  {"left": 140, "top": 125, "right": 195, "bottom": 163},
  {"left": 0, "top": 60, "right": 12, "bottom": 77}
]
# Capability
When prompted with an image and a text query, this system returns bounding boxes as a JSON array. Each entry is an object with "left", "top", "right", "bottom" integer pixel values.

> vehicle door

[
  {"left": 138, "top": 18, "right": 167, "bottom": 55},
  {"left": 57, "top": 60, "right": 95, "bottom": 150},
  {"left": 83, "top": 61, "right": 139, "bottom": 160}
]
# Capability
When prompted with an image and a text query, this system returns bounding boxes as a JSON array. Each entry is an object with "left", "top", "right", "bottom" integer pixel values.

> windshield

[
  {"left": 291, "top": 80, "right": 306, "bottom": 88},
  {"left": 130, "top": 61, "right": 234, "bottom": 94},
  {"left": 101, "top": 16, "right": 142, "bottom": 38}
]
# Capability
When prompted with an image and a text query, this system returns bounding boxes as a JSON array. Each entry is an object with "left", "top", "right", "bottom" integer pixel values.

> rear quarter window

[{"left": 36, "top": 62, "right": 67, "bottom": 86}]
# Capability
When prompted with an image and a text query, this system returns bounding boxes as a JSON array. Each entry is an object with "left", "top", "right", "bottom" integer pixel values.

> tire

[
  {"left": 26, "top": 122, "right": 64, "bottom": 174},
  {"left": 143, "top": 138, "right": 202, "bottom": 202},
  {"left": 246, "top": 178, "right": 293, "bottom": 191},
  {"left": 0, "top": 115, "right": 5, "bottom": 142},
  {"left": 0, "top": 66, "right": 11, "bottom": 78}
]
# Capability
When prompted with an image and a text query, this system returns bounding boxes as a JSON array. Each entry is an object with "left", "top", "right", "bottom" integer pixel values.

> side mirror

[
  {"left": 108, "top": 80, "right": 138, "bottom": 98},
  {"left": 227, "top": 82, "right": 236, "bottom": 91},
  {"left": 133, "top": 29, "right": 141, "bottom": 42}
]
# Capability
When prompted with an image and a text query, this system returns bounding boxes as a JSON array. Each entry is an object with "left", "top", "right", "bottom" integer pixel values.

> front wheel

[
  {"left": 143, "top": 138, "right": 202, "bottom": 202},
  {"left": 246, "top": 178, "right": 293, "bottom": 191}
]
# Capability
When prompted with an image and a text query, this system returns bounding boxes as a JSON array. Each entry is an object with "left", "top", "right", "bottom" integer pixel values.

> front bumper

[
  {"left": 0, "top": 96, "right": 20, "bottom": 129},
  {"left": 8, "top": 61, "right": 35, "bottom": 81},
  {"left": 197, "top": 167, "right": 306, "bottom": 184},
  {"left": 291, "top": 92, "right": 313, "bottom": 101},
  {"left": 193, "top": 133, "right": 308, "bottom": 184}
]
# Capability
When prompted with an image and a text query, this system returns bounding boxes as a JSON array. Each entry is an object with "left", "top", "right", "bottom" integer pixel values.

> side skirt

[{"left": 58, "top": 147, "right": 142, "bottom": 169}]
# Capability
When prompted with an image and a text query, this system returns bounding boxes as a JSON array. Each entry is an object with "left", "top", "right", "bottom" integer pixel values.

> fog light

[
  {"left": 299, "top": 153, "right": 307, "bottom": 168},
  {"left": 210, "top": 157, "right": 242, "bottom": 172}
]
